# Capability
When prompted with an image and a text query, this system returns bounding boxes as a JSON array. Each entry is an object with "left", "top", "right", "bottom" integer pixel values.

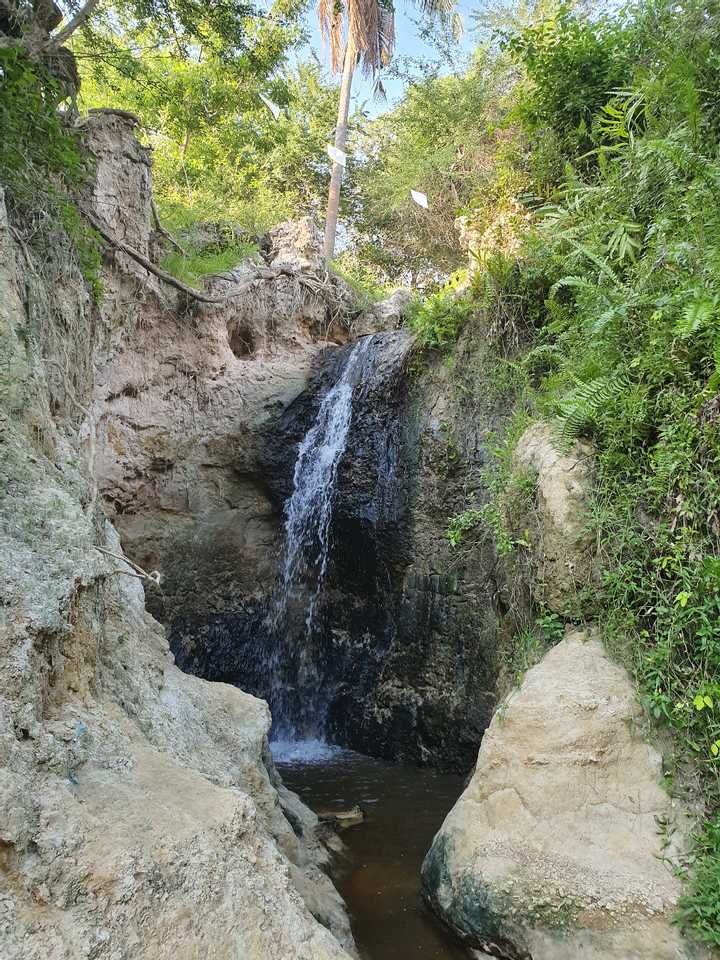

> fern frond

[
  {"left": 674, "top": 297, "right": 717, "bottom": 337},
  {"left": 589, "top": 306, "right": 623, "bottom": 335},
  {"left": 548, "top": 275, "right": 596, "bottom": 299},
  {"left": 556, "top": 372, "right": 630, "bottom": 448},
  {"left": 521, "top": 343, "right": 563, "bottom": 377},
  {"left": 564, "top": 238, "right": 623, "bottom": 288}
]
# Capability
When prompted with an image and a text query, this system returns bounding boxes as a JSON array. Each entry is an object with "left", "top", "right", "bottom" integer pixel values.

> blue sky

[{"left": 295, "top": 1, "right": 479, "bottom": 115}]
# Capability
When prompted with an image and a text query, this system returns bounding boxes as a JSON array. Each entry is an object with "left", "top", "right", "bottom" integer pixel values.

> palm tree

[{"left": 319, "top": 0, "right": 454, "bottom": 261}]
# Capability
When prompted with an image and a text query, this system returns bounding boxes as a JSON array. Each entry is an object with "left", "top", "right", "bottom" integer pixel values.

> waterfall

[{"left": 268, "top": 335, "right": 374, "bottom": 745}]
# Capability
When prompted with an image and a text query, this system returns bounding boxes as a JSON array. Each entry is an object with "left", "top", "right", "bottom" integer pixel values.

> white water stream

[{"left": 269, "top": 336, "right": 374, "bottom": 745}]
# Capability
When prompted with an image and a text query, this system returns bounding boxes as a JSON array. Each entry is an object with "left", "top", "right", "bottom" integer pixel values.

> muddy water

[{"left": 275, "top": 743, "right": 468, "bottom": 960}]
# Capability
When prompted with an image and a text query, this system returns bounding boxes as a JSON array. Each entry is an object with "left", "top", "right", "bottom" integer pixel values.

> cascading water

[{"left": 268, "top": 335, "right": 374, "bottom": 747}]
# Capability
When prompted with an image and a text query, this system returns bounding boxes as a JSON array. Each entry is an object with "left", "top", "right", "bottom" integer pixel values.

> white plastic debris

[
  {"left": 259, "top": 92, "right": 281, "bottom": 120},
  {"left": 411, "top": 189, "right": 429, "bottom": 209},
  {"left": 327, "top": 144, "right": 348, "bottom": 167}
]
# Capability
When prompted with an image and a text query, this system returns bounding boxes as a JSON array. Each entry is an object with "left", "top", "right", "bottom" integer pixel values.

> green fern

[
  {"left": 674, "top": 297, "right": 718, "bottom": 337},
  {"left": 606, "top": 220, "right": 642, "bottom": 263},
  {"left": 548, "top": 275, "right": 597, "bottom": 299},
  {"left": 521, "top": 343, "right": 563, "bottom": 377},
  {"left": 561, "top": 237, "right": 623, "bottom": 288},
  {"left": 556, "top": 372, "right": 630, "bottom": 447},
  {"left": 588, "top": 304, "right": 625, "bottom": 334}
]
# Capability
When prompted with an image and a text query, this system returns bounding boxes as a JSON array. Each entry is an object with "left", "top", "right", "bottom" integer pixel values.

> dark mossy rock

[{"left": 178, "top": 318, "right": 513, "bottom": 771}]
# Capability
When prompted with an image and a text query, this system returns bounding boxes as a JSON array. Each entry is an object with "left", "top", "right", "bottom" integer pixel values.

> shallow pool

[{"left": 275, "top": 741, "right": 469, "bottom": 960}]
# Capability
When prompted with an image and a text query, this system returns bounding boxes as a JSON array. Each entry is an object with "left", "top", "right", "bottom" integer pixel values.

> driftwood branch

[
  {"left": 151, "top": 199, "right": 188, "bottom": 257},
  {"left": 84, "top": 210, "right": 225, "bottom": 303}
]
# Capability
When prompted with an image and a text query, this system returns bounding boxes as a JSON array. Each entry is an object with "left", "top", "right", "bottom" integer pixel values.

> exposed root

[{"left": 95, "top": 545, "right": 162, "bottom": 588}]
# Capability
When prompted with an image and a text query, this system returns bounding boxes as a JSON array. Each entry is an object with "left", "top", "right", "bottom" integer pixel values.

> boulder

[
  {"left": 355, "top": 288, "right": 414, "bottom": 335},
  {"left": 422, "top": 630, "right": 705, "bottom": 960},
  {"left": 268, "top": 216, "right": 325, "bottom": 272},
  {"left": 513, "top": 421, "right": 596, "bottom": 613}
]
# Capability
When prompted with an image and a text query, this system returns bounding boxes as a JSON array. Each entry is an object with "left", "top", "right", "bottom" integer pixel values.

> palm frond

[
  {"left": 348, "top": 0, "right": 381, "bottom": 75},
  {"left": 378, "top": 4, "right": 395, "bottom": 67},
  {"left": 318, "top": 0, "right": 345, "bottom": 72},
  {"left": 412, "top": 0, "right": 455, "bottom": 16}
]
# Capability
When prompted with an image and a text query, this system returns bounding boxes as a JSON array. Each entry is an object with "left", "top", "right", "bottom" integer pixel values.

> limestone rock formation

[
  {"left": 513, "top": 421, "right": 597, "bottom": 613},
  {"left": 268, "top": 216, "right": 326, "bottom": 272},
  {"left": 422, "top": 630, "right": 705, "bottom": 960},
  {"left": 0, "top": 113, "right": 354, "bottom": 959},
  {"left": 355, "top": 288, "right": 413, "bottom": 335},
  {"left": 82, "top": 109, "right": 153, "bottom": 256}
]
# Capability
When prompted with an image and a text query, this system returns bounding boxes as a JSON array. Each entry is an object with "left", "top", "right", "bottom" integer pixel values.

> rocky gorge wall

[
  {"left": 0, "top": 111, "right": 356, "bottom": 960},
  {"left": 278, "top": 320, "right": 508, "bottom": 769},
  {"left": 2, "top": 101, "right": 714, "bottom": 960},
  {"left": 419, "top": 417, "right": 716, "bottom": 960},
  {"left": 79, "top": 123, "right": 514, "bottom": 772},
  {"left": 167, "top": 308, "right": 511, "bottom": 771}
]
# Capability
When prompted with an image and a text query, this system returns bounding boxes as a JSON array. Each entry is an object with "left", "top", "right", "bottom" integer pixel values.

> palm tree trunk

[{"left": 323, "top": 35, "right": 356, "bottom": 263}]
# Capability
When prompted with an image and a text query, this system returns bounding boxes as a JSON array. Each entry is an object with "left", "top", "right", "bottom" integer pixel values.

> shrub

[
  {"left": 408, "top": 278, "right": 474, "bottom": 350},
  {"left": 0, "top": 49, "right": 84, "bottom": 206}
]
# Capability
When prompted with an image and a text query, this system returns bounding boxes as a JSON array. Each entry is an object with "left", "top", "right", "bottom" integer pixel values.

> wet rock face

[
  {"left": 422, "top": 631, "right": 706, "bottom": 960},
  {"left": 336, "top": 326, "right": 503, "bottom": 769},
  {"left": 244, "top": 323, "right": 505, "bottom": 770}
]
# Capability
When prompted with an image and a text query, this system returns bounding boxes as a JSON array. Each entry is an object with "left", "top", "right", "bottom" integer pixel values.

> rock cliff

[
  {"left": 173, "top": 310, "right": 510, "bottom": 771},
  {"left": 0, "top": 111, "right": 355, "bottom": 959}
]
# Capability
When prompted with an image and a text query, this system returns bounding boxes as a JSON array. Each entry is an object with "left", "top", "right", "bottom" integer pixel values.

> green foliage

[
  {"left": 445, "top": 508, "right": 485, "bottom": 548},
  {"left": 408, "top": 281, "right": 474, "bottom": 350},
  {"left": 555, "top": 373, "right": 630, "bottom": 449},
  {"left": 350, "top": 48, "right": 524, "bottom": 281},
  {"left": 96, "top": 0, "right": 262, "bottom": 53},
  {"left": 331, "top": 254, "right": 392, "bottom": 309},
  {"left": 76, "top": 7, "right": 339, "bottom": 236},
  {"left": 446, "top": 461, "right": 535, "bottom": 556},
  {"left": 0, "top": 49, "right": 104, "bottom": 300},
  {"left": 504, "top": 610, "right": 565, "bottom": 686},
  {"left": 502, "top": 4, "right": 633, "bottom": 165},
  {"left": 0, "top": 48, "right": 84, "bottom": 206},
  {"left": 677, "top": 818, "right": 720, "bottom": 943},
  {"left": 60, "top": 202, "right": 104, "bottom": 300},
  {"left": 161, "top": 241, "right": 256, "bottom": 287},
  {"left": 423, "top": 1, "right": 720, "bottom": 942}
]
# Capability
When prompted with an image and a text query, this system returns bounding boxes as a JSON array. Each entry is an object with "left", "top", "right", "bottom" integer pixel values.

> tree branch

[
  {"left": 84, "top": 210, "right": 226, "bottom": 303},
  {"left": 83, "top": 210, "right": 338, "bottom": 306},
  {"left": 50, "top": 0, "right": 103, "bottom": 48},
  {"left": 151, "top": 199, "right": 188, "bottom": 257}
]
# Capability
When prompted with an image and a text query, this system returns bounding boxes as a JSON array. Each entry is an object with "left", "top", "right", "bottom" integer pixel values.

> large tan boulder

[
  {"left": 268, "top": 216, "right": 325, "bottom": 272},
  {"left": 422, "top": 631, "right": 706, "bottom": 960},
  {"left": 513, "top": 421, "right": 596, "bottom": 613}
]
